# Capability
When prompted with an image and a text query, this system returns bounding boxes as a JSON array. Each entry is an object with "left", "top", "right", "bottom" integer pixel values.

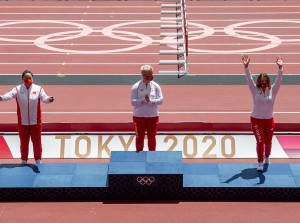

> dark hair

[
  {"left": 22, "top": 70, "right": 33, "bottom": 79},
  {"left": 256, "top": 73, "right": 271, "bottom": 90}
]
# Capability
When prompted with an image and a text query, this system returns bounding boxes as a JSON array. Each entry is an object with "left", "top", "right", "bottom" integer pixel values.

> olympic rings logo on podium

[{"left": 136, "top": 176, "right": 156, "bottom": 186}]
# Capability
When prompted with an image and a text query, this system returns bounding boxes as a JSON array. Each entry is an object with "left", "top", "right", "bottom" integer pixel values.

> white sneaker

[
  {"left": 35, "top": 159, "right": 41, "bottom": 164},
  {"left": 264, "top": 156, "right": 271, "bottom": 164},
  {"left": 257, "top": 162, "right": 264, "bottom": 172},
  {"left": 21, "top": 160, "right": 27, "bottom": 164}
]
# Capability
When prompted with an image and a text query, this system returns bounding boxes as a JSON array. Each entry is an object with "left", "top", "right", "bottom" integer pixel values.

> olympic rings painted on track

[
  {"left": 136, "top": 176, "right": 156, "bottom": 186},
  {"left": 225, "top": 20, "right": 300, "bottom": 43},
  {"left": 0, "top": 20, "right": 93, "bottom": 43},
  {"left": 165, "top": 21, "right": 282, "bottom": 53},
  {"left": 198, "top": 30, "right": 281, "bottom": 53},
  {"left": 163, "top": 22, "right": 215, "bottom": 43},
  {"left": 0, "top": 19, "right": 300, "bottom": 54},
  {"left": 101, "top": 20, "right": 156, "bottom": 43},
  {"left": 36, "top": 20, "right": 160, "bottom": 53},
  {"left": 35, "top": 29, "right": 153, "bottom": 54}
]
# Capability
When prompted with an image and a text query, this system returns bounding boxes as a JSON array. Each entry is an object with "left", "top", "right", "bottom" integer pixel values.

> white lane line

[
  {"left": 0, "top": 111, "right": 300, "bottom": 114},
  {"left": 192, "top": 12, "right": 300, "bottom": 15},
  {"left": 0, "top": 12, "right": 161, "bottom": 15},
  {"left": 1, "top": 62, "right": 300, "bottom": 65},
  {"left": 0, "top": 19, "right": 299, "bottom": 22},
  {"left": 1, "top": 6, "right": 300, "bottom": 8},
  {"left": 0, "top": 6, "right": 162, "bottom": 9},
  {"left": 1, "top": 26, "right": 300, "bottom": 29},
  {"left": 1, "top": 52, "right": 300, "bottom": 55},
  {"left": 0, "top": 26, "right": 161, "bottom": 28},
  {"left": 2, "top": 73, "right": 300, "bottom": 76},
  {"left": 188, "top": 6, "right": 300, "bottom": 8},
  {"left": 1, "top": 35, "right": 300, "bottom": 38},
  {"left": 0, "top": 12, "right": 300, "bottom": 15}
]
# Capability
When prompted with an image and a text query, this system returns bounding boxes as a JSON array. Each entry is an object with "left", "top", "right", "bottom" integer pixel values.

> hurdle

[{"left": 159, "top": 0, "right": 189, "bottom": 78}]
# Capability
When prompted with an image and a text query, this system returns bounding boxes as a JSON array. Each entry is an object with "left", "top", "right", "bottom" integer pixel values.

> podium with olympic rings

[
  {"left": 1, "top": 158, "right": 300, "bottom": 201},
  {"left": 108, "top": 151, "right": 183, "bottom": 199}
]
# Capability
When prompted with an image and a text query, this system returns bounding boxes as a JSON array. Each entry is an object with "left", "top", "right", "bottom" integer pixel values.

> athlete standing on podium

[
  {"left": 131, "top": 65, "right": 163, "bottom": 151},
  {"left": 242, "top": 55, "right": 283, "bottom": 172},
  {"left": 0, "top": 70, "right": 54, "bottom": 164}
]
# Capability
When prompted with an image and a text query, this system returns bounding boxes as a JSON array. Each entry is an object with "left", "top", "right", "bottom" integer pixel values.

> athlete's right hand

[
  {"left": 145, "top": 93, "right": 150, "bottom": 102},
  {"left": 0, "top": 96, "right": 3, "bottom": 101}
]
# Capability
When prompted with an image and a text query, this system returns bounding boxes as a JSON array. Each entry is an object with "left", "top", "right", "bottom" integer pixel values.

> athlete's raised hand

[
  {"left": 242, "top": 55, "right": 250, "bottom": 68},
  {"left": 276, "top": 56, "right": 283, "bottom": 69}
]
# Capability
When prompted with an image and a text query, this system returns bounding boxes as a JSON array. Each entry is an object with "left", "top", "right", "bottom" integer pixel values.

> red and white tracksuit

[
  {"left": 1, "top": 84, "right": 52, "bottom": 161},
  {"left": 131, "top": 80, "right": 163, "bottom": 151},
  {"left": 245, "top": 68, "right": 283, "bottom": 162}
]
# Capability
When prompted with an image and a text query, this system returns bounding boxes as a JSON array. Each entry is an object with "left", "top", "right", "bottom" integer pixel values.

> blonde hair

[
  {"left": 256, "top": 73, "right": 271, "bottom": 90},
  {"left": 141, "top": 65, "right": 153, "bottom": 75}
]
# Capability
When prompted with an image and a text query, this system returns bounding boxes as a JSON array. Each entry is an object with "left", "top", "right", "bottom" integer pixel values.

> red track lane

[
  {"left": 0, "top": 1, "right": 300, "bottom": 74},
  {"left": 0, "top": 85, "right": 299, "bottom": 123},
  {"left": 0, "top": 200, "right": 299, "bottom": 223}
]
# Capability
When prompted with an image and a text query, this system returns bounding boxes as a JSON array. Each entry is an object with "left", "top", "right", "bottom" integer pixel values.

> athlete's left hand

[{"left": 276, "top": 56, "right": 283, "bottom": 69}]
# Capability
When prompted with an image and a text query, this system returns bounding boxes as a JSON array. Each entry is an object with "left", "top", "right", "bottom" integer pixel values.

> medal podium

[
  {"left": 108, "top": 151, "right": 183, "bottom": 199},
  {"left": 1, "top": 151, "right": 300, "bottom": 201}
]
